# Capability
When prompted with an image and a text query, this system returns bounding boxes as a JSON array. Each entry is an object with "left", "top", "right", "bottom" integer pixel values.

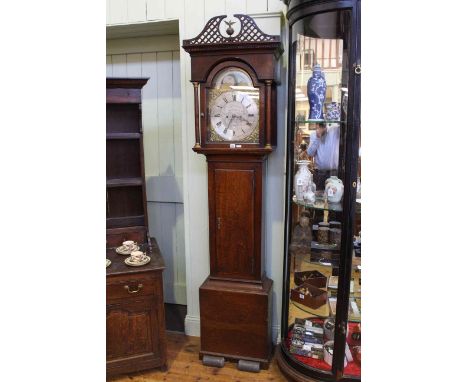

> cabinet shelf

[
  {"left": 106, "top": 215, "right": 145, "bottom": 228},
  {"left": 295, "top": 120, "right": 343, "bottom": 124},
  {"left": 107, "top": 178, "right": 143, "bottom": 187},
  {"left": 293, "top": 196, "right": 343, "bottom": 212},
  {"left": 107, "top": 133, "right": 141, "bottom": 140}
]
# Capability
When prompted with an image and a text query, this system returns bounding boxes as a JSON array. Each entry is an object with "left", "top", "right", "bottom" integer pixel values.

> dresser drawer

[{"left": 107, "top": 274, "right": 158, "bottom": 301}]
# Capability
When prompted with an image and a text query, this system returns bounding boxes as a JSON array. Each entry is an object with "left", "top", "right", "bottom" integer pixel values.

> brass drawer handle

[{"left": 124, "top": 284, "right": 143, "bottom": 294}]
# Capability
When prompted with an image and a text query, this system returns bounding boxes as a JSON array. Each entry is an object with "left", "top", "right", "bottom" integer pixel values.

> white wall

[
  {"left": 107, "top": 0, "right": 285, "bottom": 24},
  {"left": 107, "top": 0, "right": 288, "bottom": 341}
]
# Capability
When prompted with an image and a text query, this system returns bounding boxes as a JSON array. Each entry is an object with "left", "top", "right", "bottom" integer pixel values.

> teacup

[
  {"left": 123, "top": 240, "right": 136, "bottom": 250},
  {"left": 130, "top": 250, "right": 146, "bottom": 263}
]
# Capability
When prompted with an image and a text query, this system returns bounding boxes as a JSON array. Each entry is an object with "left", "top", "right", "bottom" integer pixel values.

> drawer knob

[{"left": 124, "top": 283, "right": 143, "bottom": 294}]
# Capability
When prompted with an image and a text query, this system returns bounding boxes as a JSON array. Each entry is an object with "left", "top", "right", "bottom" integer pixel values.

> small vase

[
  {"left": 294, "top": 161, "right": 316, "bottom": 201},
  {"left": 307, "top": 64, "right": 327, "bottom": 120},
  {"left": 325, "top": 175, "right": 344, "bottom": 203}
]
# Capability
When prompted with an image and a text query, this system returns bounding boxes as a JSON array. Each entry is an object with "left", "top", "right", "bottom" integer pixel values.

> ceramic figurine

[
  {"left": 294, "top": 160, "right": 316, "bottom": 201},
  {"left": 325, "top": 102, "right": 341, "bottom": 121},
  {"left": 325, "top": 175, "right": 344, "bottom": 203},
  {"left": 303, "top": 190, "right": 316, "bottom": 203},
  {"left": 341, "top": 89, "right": 348, "bottom": 117},
  {"left": 307, "top": 63, "right": 326, "bottom": 120},
  {"left": 290, "top": 211, "right": 313, "bottom": 249}
]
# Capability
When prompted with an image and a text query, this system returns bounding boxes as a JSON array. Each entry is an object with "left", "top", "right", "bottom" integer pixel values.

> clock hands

[{"left": 224, "top": 113, "right": 235, "bottom": 134}]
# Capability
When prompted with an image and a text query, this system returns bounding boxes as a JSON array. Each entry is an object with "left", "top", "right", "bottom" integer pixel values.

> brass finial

[{"left": 224, "top": 20, "right": 236, "bottom": 36}]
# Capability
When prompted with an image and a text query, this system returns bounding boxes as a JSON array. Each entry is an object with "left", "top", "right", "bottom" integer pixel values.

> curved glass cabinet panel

[{"left": 279, "top": 1, "right": 361, "bottom": 381}]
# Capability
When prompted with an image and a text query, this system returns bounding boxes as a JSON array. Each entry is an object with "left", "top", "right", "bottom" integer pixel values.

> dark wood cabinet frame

[
  {"left": 279, "top": 1, "right": 361, "bottom": 381},
  {"left": 106, "top": 78, "right": 167, "bottom": 376}
]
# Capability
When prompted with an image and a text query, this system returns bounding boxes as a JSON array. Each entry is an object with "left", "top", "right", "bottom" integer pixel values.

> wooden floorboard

[{"left": 108, "top": 332, "right": 288, "bottom": 381}]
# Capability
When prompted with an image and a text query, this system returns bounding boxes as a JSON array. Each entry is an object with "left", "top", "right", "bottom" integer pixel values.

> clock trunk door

[{"left": 208, "top": 161, "right": 262, "bottom": 281}]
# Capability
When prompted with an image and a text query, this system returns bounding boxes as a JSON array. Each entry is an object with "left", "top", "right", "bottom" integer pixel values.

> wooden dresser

[
  {"left": 106, "top": 239, "right": 167, "bottom": 376},
  {"left": 106, "top": 78, "right": 167, "bottom": 376}
]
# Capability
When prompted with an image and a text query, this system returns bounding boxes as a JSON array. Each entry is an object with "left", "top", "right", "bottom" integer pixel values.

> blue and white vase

[
  {"left": 307, "top": 64, "right": 327, "bottom": 120},
  {"left": 325, "top": 102, "right": 341, "bottom": 121}
]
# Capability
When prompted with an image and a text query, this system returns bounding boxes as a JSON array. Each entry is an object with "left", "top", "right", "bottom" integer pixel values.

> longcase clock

[{"left": 183, "top": 14, "right": 282, "bottom": 370}]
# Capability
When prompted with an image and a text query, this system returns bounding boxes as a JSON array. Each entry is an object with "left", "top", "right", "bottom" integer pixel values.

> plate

[
  {"left": 116, "top": 245, "right": 140, "bottom": 255},
  {"left": 124, "top": 255, "right": 151, "bottom": 267},
  {"left": 106, "top": 259, "right": 111, "bottom": 268}
]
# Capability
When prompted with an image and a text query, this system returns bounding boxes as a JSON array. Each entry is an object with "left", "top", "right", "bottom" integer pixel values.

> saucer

[
  {"left": 124, "top": 255, "right": 151, "bottom": 267},
  {"left": 116, "top": 245, "right": 140, "bottom": 255},
  {"left": 106, "top": 259, "right": 111, "bottom": 268}
]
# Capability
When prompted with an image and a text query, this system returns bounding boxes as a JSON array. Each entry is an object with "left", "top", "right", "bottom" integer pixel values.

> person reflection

[{"left": 307, "top": 122, "right": 340, "bottom": 190}]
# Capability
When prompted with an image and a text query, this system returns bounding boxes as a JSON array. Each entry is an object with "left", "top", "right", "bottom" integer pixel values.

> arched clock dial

[{"left": 209, "top": 90, "right": 259, "bottom": 141}]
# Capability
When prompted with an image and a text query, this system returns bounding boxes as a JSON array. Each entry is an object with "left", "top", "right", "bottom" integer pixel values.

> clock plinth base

[{"left": 199, "top": 276, "right": 273, "bottom": 368}]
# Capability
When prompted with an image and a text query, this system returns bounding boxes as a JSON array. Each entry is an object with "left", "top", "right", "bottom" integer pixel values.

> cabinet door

[
  {"left": 106, "top": 298, "right": 160, "bottom": 362},
  {"left": 209, "top": 161, "right": 262, "bottom": 280}
]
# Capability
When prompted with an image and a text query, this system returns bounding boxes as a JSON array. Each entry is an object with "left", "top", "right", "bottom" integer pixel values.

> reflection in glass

[{"left": 285, "top": 8, "right": 360, "bottom": 378}]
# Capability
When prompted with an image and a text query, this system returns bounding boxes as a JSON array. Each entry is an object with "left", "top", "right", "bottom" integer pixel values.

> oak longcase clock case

[{"left": 183, "top": 14, "right": 282, "bottom": 369}]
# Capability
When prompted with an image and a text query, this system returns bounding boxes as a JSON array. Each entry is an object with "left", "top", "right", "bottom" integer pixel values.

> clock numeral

[
  {"left": 214, "top": 114, "right": 220, "bottom": 117},
  {"left": 246, "top": 104, "right": 252, "bottom": 109},
  {"left": 233, "top": 94, "right": 237, "bottom": 101},
  {"left": 216, "top": 121, "right": 222, "bottom": 126},
  {"left": 223, "top": 97, "right": 228, "bottom": 103},
  {"left": 217, "top": 105, "right": 222, "bottom": 109},
  {"left": 246, "top": 122, "right": 252, "bottom": 127}
]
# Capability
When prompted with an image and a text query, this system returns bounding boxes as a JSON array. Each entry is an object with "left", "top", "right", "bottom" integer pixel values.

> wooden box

[
  {"left": 294, "top": 270, "right": 327, "bottom": 288},
  {"left": 290, "top": 282, "right": 327, "bottom": 310},
  {"left": 199, "top": 277, "right": 273, "bottom": 369}
]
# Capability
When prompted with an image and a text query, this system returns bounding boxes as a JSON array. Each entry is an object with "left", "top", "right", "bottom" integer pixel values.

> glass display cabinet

[{"left": 278, "top": 1, "right": 361, "bottom": 381}]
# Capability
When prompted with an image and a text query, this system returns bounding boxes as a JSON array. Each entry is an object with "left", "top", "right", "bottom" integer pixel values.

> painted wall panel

[
  {"left": 111, "top": 54, "right": 127, "bottom": 76},
  {"left": 141, "top": 52, "right": 159, "bottom": 177},
  {"left": 107, "top": 0, "right": 111, "bottom": 25},
  {"left": 147, "top": 176, "right": 183, "bottom": 203},
  {"left": 128, "top": 0, "right": 147, "bottom": 22},
  {"left": 172, "top": 51, "right": 183, "bottom": 179},
  {"left": 147, "top": 201, "right": 186, "bottom": 305},
  {"left": 147, "top": 0, "right": 165, "bottom": 21},
  {"left": 204, "top": 0, "right": 225, "bottom": 22},
  {"left": 106, "top": 55, "right": 113, "bottom": 76},
  {"left": 226, "top": 0, "right": 246, "bottom": 15},
  {"left": 184, "top": 0, "right": 205, "bottom": 37},
  {"left": 175, "top": 203, "right": 186, "bottom": 303},
  {"left": 109, "top": 0, "right": 127, "bottom": 24},
  {"left": 107, "top": 35, "right": 179, "bottom": 55},
  {"left": 165, "top": 0, "right": 183, "bottom": 19},
  {"left": 268, "top": 0, "right": 286, "bottom": 12},
  {"left": 126, "top": 53, "right": 142, "bottom": 76},
  {"left": 247, "top": 0, "right": 268, "bottom": 14},
  {"left": 156, "top": 51, "right": 175, "bottom": 177}
]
